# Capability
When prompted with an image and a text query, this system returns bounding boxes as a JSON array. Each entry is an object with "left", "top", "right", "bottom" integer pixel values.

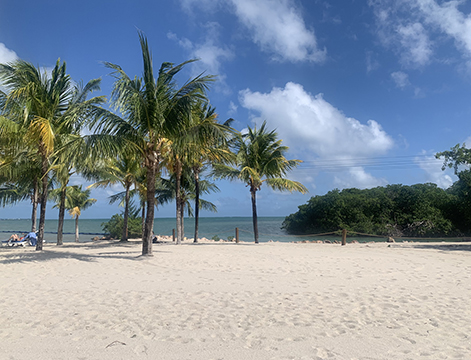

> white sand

[{"left": 1, "top": 240, "right": 471, "bottom": 360}]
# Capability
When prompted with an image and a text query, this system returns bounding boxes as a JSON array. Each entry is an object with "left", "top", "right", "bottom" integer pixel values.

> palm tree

[
  {"left": 92, "top": 31, "right": 214, "bottom": 255},
  {"left": 65, "top": 185, "right": 97, "bottom": 242},
  {"left": 0, "top": 59, "right": 105, "bottom": 250},
  {"left": 187, "top": 103, "right": 234, "bottom": 243},
  {"left": 213, "top": 121, "right": 308, "bottom": 243},
  {"left": 166, "top": 101, "right": 234, "bottom": 243},
  {"left": 156, "top": 171, "right": 218, "bottom": 242},
  {"left": 86, "top": 154, "right": 142, "bottom": 242},
  {"left": 0, "top": 97, "right": 42, "bottom": 231}
]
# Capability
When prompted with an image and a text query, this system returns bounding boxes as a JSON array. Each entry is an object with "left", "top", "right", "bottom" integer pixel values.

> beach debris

[
  {"left": 324, "top": 240, "right": 332, "bottom": 244},
  {"left": 105, "top": 340, "right": 126, "bottom": 348}
]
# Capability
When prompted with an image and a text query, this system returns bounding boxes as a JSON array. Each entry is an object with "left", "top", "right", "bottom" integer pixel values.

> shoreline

[{"left": 1, "top": 241, "right": 471, "bottom": 359}]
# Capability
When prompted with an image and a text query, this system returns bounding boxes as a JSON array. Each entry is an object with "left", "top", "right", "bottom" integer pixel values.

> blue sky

[{"left": 1, "top": 0, "right": 471, "bottom": 220}]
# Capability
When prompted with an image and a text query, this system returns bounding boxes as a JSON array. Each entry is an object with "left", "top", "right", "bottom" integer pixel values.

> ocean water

[
  {"left": 1, "top": 217, "right": 459, "bottom": 244},
  {"left": 0, "top": 217, "right": 304, "bottom": 243}
]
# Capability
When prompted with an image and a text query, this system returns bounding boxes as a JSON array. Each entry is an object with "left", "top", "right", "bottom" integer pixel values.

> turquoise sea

[
  {"left": 0, "top": 217, "right": 307, "bottom": 243},
  {"left": 1, "top": 217, "right": 462, "bottom": 244}
]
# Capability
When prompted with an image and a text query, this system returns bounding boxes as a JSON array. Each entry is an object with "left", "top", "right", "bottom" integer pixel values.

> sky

[{"left": 1, "top": 0, "right": 471, "bottom": 220}]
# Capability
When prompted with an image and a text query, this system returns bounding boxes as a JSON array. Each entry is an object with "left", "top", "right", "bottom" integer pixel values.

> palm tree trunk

[
  {"left": 193, "top": 168, "right": 200, "bottom": 243},
  {"left": 75, "top": 215, "right": 79, "bottom": 242},
  {"left": 180, "top": 199, "right": 185, "bottom": 242},
  {"left": 142, "top": 153, "right": 157, "bottom": 256},
  {"left": 30, "top": 178, "right": 39, "bottom": 232},
  {"left": 37, "top": 154, "right": 48, "bottom": 251},
  {"left": 57, "top": 186, "right": 67, "bottom": 245},
  {"left": 141, "top": 201, "right": 146, "bottom": 239},
  {"left": 175, "top": 161, "right": 183, "bottom": 245},
  {"left": 251, "top": 188, "right": 259, "bottom": 244},
  {"left": 121, "top": 182, "right": 131, "bottom": 242}
]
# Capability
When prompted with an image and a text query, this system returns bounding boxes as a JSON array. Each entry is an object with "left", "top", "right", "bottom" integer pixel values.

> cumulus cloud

[
  {"left": 228, "top": 0, "right": 326, "bottom": 62},
  {"left": 369, "top": 0, "right": 471, "bottom": 68},
  {"left": 239, "top": 82, "right": 394, "bottom": 189},
  {"left": 0, "top": 43, "right": 18, "bottom": 64},
  {"left": 0, "top": 43, "right": 19, "bottom": 93},
  {"left": 179, "top": 0, "right": 325, "bottom": 63}
]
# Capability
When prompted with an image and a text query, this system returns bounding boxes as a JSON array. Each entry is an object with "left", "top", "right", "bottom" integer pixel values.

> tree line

[
  {"left": 282, "top": 175, "right": 471, "bottom": 237},
  {"left": 0, "top": 32, "right": 306, "bottom": 253}
]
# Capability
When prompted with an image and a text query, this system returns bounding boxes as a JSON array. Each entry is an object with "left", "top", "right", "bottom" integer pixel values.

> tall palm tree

[
  {"left": 213, "top": 121, "right": 308, "bottom": 243},
  {"left": 65, "top": 185, "right": 97, "bottom": 242},
  {"left": 92, "top": 31, "right": 214, "bottom": 255},
  {"left": 0, "top": 59, "right": 105, "bottom": 250}
]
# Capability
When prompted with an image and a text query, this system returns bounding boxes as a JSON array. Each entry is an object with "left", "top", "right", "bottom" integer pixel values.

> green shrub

[{"left": 102, "top": 209, "right": 142, "bottom": 239}]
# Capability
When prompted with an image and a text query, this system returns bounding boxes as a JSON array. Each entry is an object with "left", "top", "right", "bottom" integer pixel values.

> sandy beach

[{"left": 1, "top": 240, "right": 470, "bottom": 360}]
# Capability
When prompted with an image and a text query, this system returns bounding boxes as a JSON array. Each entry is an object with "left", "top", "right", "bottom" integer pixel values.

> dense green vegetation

[{"left": 282, "top": 180, "right": 471, "bottom": 237}]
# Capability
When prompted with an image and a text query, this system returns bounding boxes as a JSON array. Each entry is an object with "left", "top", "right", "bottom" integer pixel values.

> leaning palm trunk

[
  {"left": 57, "top": 186, "right": 67, "bottom": 245},
  {"left": 193, "top": 169, "right": 200, "bottom": 243},
  {"left": 30, "top": 179, "right": 39, "bottom": 232},
  {"left": 121, "top": 183, "right": 131, "bottom": 242},
  {"left": 37, "top": 154, "right": 49, "bottom": 250},
  {"left": 251, "top": 187, "right": 259, "bottom": 244},
  {"left": 75, "top": 216, "right": 79, "bottom": 242}
]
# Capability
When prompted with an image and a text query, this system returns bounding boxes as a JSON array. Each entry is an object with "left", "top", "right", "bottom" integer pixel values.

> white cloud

[
  {"left": 397, "top": 22, "right": 432, "bottom": 66},
  {"left": 229, "top": 0, "right": 326, "bottom": 63},
  {"left": 0, "top": 43, "right": 19, "bottom": 93},
  {"left": 415, "top": 152, "right": 454, "bottom": 188},
  {"left": 239, "top": 82, "right": 394, "bottom": 189},
  {"left": 168, "top": 23, "right": 234, "bottom": 93},
  {"left": 334, "top": 167, "right": 388, "bottom": 189},
  {"left": 0, "top": 43, "right": 18, "bottom": 64},
  {"left": 179, "top": 0, "right": 325, "bottom": 63},
  {"left": 240, "top": 82, "right": 394, "bottom": 158},
  {"left": 414, "top": 0, "right": 471, "bottom": 57},
  {"left": 228, "top": 100, "right": 238, "bottom": 115},
  {"left": 391, "top": 70, "right": 410, "bottom": 88},
  {"left": 370, "top": 0, "right": 471, "bottom": 68}
]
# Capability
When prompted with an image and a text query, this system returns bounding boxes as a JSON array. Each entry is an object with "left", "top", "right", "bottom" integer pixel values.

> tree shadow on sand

[{"left": 0, "top": 241, "right": 171, "bottom": 264}]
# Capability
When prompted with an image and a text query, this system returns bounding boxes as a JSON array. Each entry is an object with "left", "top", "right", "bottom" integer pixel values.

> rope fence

[{"left": 197, "top": 227, "right": 470, "bottom": 244}]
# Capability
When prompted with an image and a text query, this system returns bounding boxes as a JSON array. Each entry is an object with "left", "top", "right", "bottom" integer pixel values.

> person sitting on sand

[{"left": 24, "top": 232, "right": 38, "bottom": 246}]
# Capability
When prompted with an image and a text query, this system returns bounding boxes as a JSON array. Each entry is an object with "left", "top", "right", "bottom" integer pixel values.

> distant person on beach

[
  {"left": 8, "top": 234, "right": 20, "bottom": 242},
  {"left": 7, "top": 233, "right": 24, "bottom": 246},
  {"left": 24, "top": 232, "right": 38, "bottom": 246}
]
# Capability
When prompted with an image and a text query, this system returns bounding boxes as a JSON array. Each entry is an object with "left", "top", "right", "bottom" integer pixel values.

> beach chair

[{"left": 1, "top": 238, "right": 28, "bottom": 247}]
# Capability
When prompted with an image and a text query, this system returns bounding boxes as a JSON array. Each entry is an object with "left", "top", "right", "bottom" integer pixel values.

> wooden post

[
  {"left": 235, "top": 228, "right": 239, "bottom": 243},
  {"left": 341, "top": 229, "right": 347, "bottom": 246},
  {"left": 172, "top": 229, "right": 175, "bottom": 242}
]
